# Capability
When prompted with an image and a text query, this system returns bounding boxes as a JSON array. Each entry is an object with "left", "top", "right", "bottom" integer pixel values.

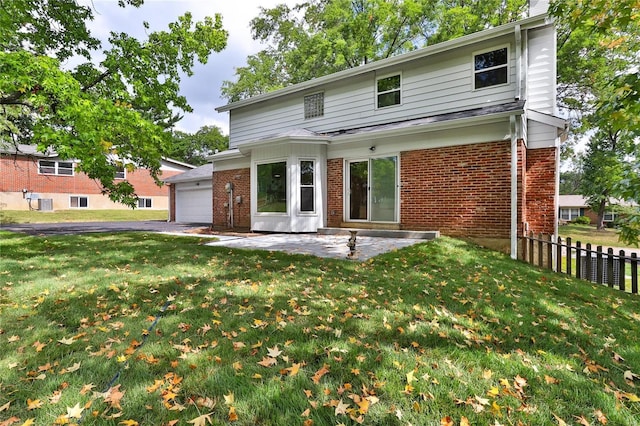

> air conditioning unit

[
  {"left": 579, "top": 254, "right": 621, "bottom": 284},
  {"left": 38, "top": 198, "right": 53, "bottom": 211}
]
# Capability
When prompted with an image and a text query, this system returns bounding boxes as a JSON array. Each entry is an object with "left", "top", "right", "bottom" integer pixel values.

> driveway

[{"left": 0, "top": 220, "right": 206, "bottom": 236}]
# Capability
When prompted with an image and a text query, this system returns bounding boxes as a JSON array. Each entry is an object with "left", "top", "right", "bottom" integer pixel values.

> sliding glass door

[{"left": 348, "top": 156, "right": 397, "bottom": 222}]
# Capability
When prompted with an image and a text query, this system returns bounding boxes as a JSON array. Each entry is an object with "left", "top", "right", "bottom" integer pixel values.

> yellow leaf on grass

[
  {"left": 66, "top": 403, "right": 84, "bottom": 419},
  {"left": 287, "top": 363, "right": 301, "bottom": 376},
  {"left": 224, "top": 392, "right": 234, "bottom": 406},
  {"left": 0, "top": 401, "right": 10, "bottom": 412},
  {"left": 21, "top": 419, "right": 36, "bottom": 426},
  {"left": 187, "top": 413, "right": 213, "bottom": 426},
  {"left": 27, "top": 399, "right": 43, "bottom": 410},
  {"left": 58, "top": 337, "right": 74, "bottom": 345},
  {"left": 119, "top": 420, "right": 139, "bottom": 426},
  {"left": 334, "top": 399, "right": 350, "bottom": 416},
  {"left": 228, "top": 406, "right": 238, "bottom": 422}
]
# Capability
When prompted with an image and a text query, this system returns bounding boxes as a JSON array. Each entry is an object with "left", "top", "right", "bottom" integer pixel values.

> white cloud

[{"left": 81, "top": 0, "right": 295, "bottom": 134}]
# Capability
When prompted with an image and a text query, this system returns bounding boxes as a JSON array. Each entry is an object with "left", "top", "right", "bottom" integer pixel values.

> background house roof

[
  {"left": 559, "top": 195, "right": 637, "bottom": 208},
  {"left": 164, "top": 163, "right": 213, "bottom": 184}
]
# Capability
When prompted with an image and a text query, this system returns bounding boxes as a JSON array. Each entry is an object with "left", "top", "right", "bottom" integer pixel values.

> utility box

[{"left": 38, "top": 198, "right": 53, "bottom": 211}]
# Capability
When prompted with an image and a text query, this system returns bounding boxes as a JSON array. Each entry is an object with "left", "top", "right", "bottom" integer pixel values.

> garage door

[{"left": 175, "top": 182, "right": 212, "bottom": 224}]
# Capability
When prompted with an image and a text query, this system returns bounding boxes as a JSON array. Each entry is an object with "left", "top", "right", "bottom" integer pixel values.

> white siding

[
  {"left": 229, "top": 36, "right": 519, "bottom": 147},
  {"left": 527, "top": 26, "right": 556, "bottom": 114},
  {"left": 527, "top": 120, "right": 557, "bottom": 149}
]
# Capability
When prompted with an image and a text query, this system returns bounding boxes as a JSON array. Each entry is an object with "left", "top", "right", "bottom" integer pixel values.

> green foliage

[
  {"left": 169, "top": 125, "right": 229, "bottom": 166},
  {"left": 572, "top": 215, "right": 591, "bottom": 225},
  {"left": 222, "top": 0, "right": 528, "bottom": 102},
  {"left": 559, "top": 169, "right": 583, "bottom": 195},
  {"left": 0, "top": 0, "right": 228, "bottom": 206}
]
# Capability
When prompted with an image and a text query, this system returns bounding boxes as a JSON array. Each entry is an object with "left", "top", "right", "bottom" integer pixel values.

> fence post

[
  {"left": 607, "top": 248, "right": 614, "bottom": 288},
  {"left": 576, "top": 241, "right": 582, "bottom": 279},
  {"left": 632, "top": 253, "right": 638, "bottom": 294},
  {"left": 547, "top": 234, "right": 553, "bottom": 270},
  {"left": 585, "top": 243, "right": 592, "bottom": 282},
  {"left": 618, "top": 250, "right": 626, "bottom": 292},
  {"left": 529, "top": 232, "right": 534, "bottom": 264},
  {"left": 538, "top": 233, "right": 544, "bottom": 268},
  {"left": 596, "top": 246, "right": 603, "bottom": 285},
  {"left": 556, "top": 236, "right": 563, "bottom": 273},
  {"left": 567, "top": 237, "right": 572, "bottom": 276}
]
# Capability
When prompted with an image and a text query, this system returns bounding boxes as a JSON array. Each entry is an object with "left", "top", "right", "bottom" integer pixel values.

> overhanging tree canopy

[{"left": 0, "top": 0, "right": 228, "bottom": 206}]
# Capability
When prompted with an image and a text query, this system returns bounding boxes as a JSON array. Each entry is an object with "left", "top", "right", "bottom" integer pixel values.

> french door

[{"left": 347, "top": 156, "right": 398, "bottom": 222}]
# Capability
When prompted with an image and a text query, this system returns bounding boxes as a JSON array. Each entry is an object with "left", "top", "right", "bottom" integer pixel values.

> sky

[{"left": 82, "top": 0, "right": 295, "bottom": 135}]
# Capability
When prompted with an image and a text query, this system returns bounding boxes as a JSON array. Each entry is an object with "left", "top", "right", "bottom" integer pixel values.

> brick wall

[
  {"left": 524, "top": 147, "right": 556, "bottom": 234},
  {"left": 0, "top": 155, "right": 179, "bottom": 196},
  {"left": 327, "top": 159, "right": 344, "bottom": 227},
  {"left": 212, "top": 168, "right": 251, "bottom": 229},
  {"left": 400, "top": 141, "right": 512, "bottom": 238}
]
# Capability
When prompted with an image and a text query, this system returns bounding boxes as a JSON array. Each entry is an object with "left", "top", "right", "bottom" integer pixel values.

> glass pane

[
  {"left": 474, "top": 67, "right": 508, "bottom": 89},
  {"left": 304, "top": 93, "right": 324, "bottom": 119},
  {"left": 58, "top": 162, "right": 73, "bottom": 175},
  {"left": 300, "top": 161, "right": 314, "bottom": 185},
  {"left": 79, "top": 197, "right": 88, "bottom": 208},
  {"left": 474, "top": 48, "right": 508, "bottom": 71},
  {"left": 377, "top": 91, "right": 401, "bottom": 108},
  {"left": 377, "top": 75, "right": 400, "bottom": 92},
  {"left": 370, "top": 157, "right": 397, "bottom": 222},
  {"left": 39, "top": 161, "right": 55, "bottom": 174},
  {"left": 349, "top": 161, "right": 368, "bottom": 220},
  {"left": 257, "top": 162, "right": 287, "bottom": 213},
  {"left": 70, "top": 197, "right": 78, "bottom": 208},
  {"left": 300, "top": 187, "right": 314, "bottom": 212}
]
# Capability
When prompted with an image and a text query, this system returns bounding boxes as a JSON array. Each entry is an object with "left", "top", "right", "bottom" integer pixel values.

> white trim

[
  {"left": 253, "top": 158, "right": 290, "bottom": 216},
  {"left": 375, "top": 72, "right": 402, "bottom": 109},
  {"left": 510, "top": 115, "right": 518, "bottom": 259},
  {"left": 527, "top": 109, "right": 566, "bottom": 129},
  {"left": 472, "top": 44, "right": 510, "bottom": 91}
]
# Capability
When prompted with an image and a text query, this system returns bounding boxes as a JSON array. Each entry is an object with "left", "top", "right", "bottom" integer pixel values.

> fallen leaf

[
  {"left": 26, "top": 399, "right": 43, "bottom": 410},
  {"left": 257, "top": 357, "right": 277, "bottom": 367},
  {"left": 441, "top": 416, "right": 454, "bottom": 426},
  {"left": 594, "top": 409, "right": 608, "bottom": 425},
  {"left": 228, "top": 406, "right": 238, "bottom": 422},
  {"left": 119, "top": 421, "right": 139, "bottom": 426},
  {"left": 224, "top": 392, "right": 234, "bottom": 406},
  {"left": 267, "top": 345, "right": 282, "bottom": 358},
  {"left": 334, "top": 399, "right": 350, "bottom": 416},
  {"left": 58, "top": 337, "right": 74, "bottom": 345},
  {"left": 312, "top": 364, "right": 330, "bottom": 384},
  {"left": 187, "top": 413, "right": 213, "bottom": 426},
  {"left": 66, "top": 403, "right": 84, "bottom": 419}
]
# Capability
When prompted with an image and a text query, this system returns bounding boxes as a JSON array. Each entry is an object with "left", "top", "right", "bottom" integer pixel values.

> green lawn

[
  {"left": 0, "top": 232, "right": 639, "bottom": 425},
  {"left": 558, "top": 223, "right": 629, "bottom": 248},
  {"left": 0, "top": 209, "right": 168, "bottom": 224}
]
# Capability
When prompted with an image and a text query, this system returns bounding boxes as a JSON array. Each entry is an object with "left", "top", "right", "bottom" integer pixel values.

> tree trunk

[{"left": 596, "top": 198, "right": 607, "bottom": 230}]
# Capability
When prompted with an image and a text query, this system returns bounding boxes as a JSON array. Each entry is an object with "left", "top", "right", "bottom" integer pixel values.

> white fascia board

[
  {"left": 527, "top": 109, "right": 567, "bottom": 129},
  {"left": 236, "top": 136, "right": 331, "bottom": 155},
  {"left": 217, "top": 15, "right": 551, "bottom": 113},
  {"left": 207, "top": 148, "right": 244, "bottom": 161}
]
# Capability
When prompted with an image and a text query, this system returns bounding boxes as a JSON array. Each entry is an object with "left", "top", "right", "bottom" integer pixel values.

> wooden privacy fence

[{"left": 519, "top": 232, "right": 639, "bottom": 295}]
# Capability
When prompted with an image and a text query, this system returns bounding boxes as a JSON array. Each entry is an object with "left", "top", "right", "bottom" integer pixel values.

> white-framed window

[
  {"left": 376, "top": 73, "right": 401, "bottom": 108},
  {"left": 256, "top": 161, "right": 287, "bottom": 213},
  {"left": 304, "top": 92, "right": 324, "bottom": 119},
  {"left": 70, "top": 196, "right": 88, "bottom": 208},
  {"left": 603, "top": 211, "right": 618, "bottom": 222},
  {"left": 299, "top": 160, "right": 315, "bottom": 213},
  {"left": 560, "top": 208, "right": 580, "bottom": 221},
  {"left": 473, "top": 46, "right": 509, "bottom": 89},
  {"left": 137, "top": 197, "right": 152, "bottom": 208},
  {"left": 39, "top": 160, "right": 74, "bottom": 176},
  {"left": 115, "top": 166, "right": 126, "bottom": 179}
]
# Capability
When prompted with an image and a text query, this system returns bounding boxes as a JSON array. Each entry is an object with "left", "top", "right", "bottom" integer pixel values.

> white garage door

[{"left": 175, "top": 182, "right": 212, "bottom": 224}]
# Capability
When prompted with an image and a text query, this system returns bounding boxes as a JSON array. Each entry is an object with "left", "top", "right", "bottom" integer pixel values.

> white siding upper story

[{"left": 218, "top": 15, "right": 558, "bottom": 149}]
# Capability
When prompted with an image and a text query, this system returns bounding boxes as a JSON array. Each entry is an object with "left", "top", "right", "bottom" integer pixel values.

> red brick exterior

[
  {"left": 0, "top": 154, "right": 182, "bottom": 209},
  {"left": 212, "top": 168, "right": 251, "bottom": 229},
  {"left": 327, "top": 159, "right": 344, "bottom": 227},
  {"left": 523, "top": 147, "right": 557, "bottom": 234},
  {"left": 400, "top": 141, "right": 512, "bottom": 238}
]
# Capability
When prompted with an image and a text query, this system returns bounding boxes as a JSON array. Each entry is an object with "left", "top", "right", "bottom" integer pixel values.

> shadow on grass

[{"left": 1, "top": 231, "right": 639, "bottom": 424}]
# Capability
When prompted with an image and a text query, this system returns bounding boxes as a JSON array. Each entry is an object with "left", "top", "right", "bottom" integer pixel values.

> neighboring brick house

[
  {"left": 0, "top": 144, "right": 193, "bottom": 211},
  {"left": 210, "top": 5, "right": 565, "bottom": 258},
  {"left": 558, "top": 195, "right": 633, "bottom": 225}
]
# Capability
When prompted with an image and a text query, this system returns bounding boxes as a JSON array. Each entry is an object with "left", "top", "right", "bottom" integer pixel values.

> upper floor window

[
  {"left": 39, "top": 160, "right": 73, "bottom": 176},
  {"left": 304, "top": 92, "right": 324, "bottom": 119},
  {"left": 114, "top": 166, "right": 126, "bottom": 179},
  {"left": 473, "top": 47, "right": 508, "bottom": 89},
  {"left": 376, "top": 74, "right": 401, "bottom": 108}
]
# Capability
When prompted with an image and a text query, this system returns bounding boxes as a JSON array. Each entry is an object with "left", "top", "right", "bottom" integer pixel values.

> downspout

[
  {"left": 510, "top": 115, "right": 519, "bottom": 259},
  {"left": 515, "top": 25, "right": 522, "bottom": 100}
]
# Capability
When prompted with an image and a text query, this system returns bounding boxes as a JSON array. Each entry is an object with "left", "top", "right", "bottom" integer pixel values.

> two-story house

[
  {"left": 211, "top": 6, "right": 565, "bottom": 257},
  {"left": 0, "top": 144, "right": 193, "bottom": 212}
]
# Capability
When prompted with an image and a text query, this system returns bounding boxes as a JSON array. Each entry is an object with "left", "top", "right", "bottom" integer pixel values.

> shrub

[{"left": 573, "top": 215, "right": 591, "bottom": 225}]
